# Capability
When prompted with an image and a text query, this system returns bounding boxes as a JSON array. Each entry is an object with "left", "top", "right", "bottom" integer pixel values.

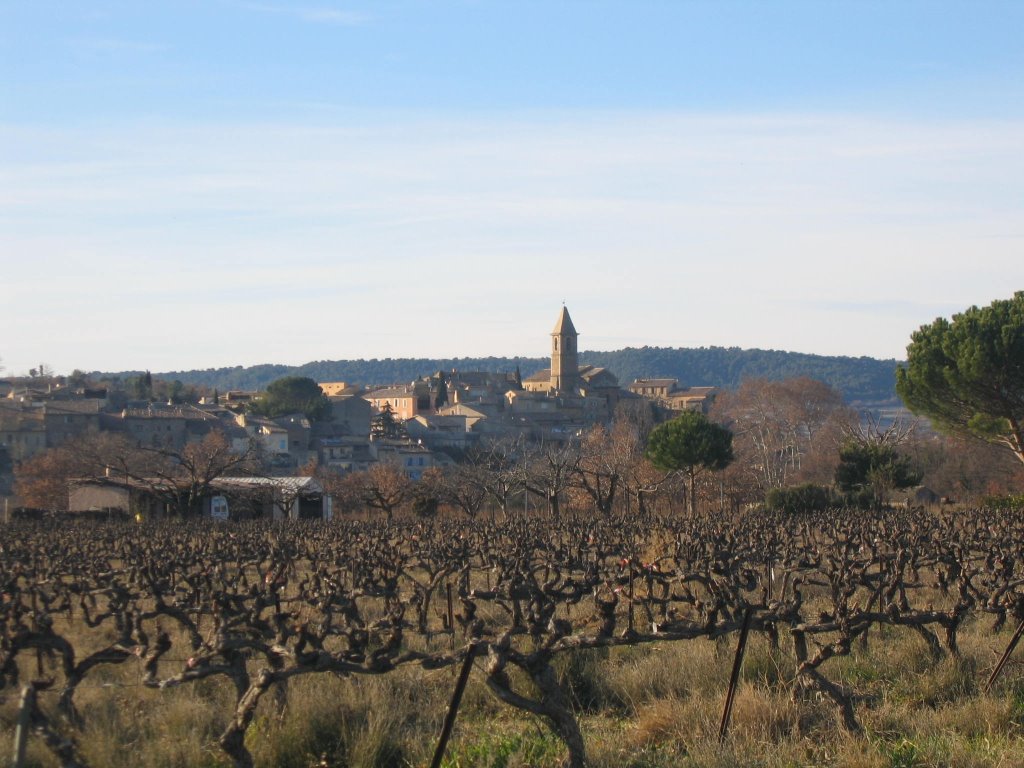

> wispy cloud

[
  {"left": 238, "top": 3, "right": 370, "bottom": 26},
  {"left": 2, "top": 110, "right": 1022, "bottom": 371}
]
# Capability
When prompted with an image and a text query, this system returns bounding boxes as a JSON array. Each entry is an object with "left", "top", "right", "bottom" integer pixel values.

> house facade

[
  {"left": 628, "top": 379, "right": 716, "bottom": 414},
  {"left": 363, "top": 385, "right": 419, "bottom": 421}
]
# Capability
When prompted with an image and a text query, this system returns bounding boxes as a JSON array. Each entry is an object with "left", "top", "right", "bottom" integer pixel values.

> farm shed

[
  {"left": 68, "top": 476, "right": 331, "bottom": 521},
  {"left": 212, "top": 476, "right": 330, "bottom": 521}
]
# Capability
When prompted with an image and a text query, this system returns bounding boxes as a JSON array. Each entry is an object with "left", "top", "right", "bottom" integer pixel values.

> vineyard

[{"left": 3, "top": 506, "right": 1024, "bottom": 768}]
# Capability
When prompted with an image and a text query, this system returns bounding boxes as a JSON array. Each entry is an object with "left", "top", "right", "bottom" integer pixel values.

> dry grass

[
  {"left": 6, "top": 594, "right": 1024, "bottom": 767},
  {"left": 5, "top": 638, "right": 1024, "bottom": 768}
]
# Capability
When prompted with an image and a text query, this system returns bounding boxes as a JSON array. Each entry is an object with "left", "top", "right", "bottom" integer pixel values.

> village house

[
  {"left": 405, "top": 414, "right": 481, "bottom": 452},
  {"left": 325, "top": 393, "right": 372, "bottom": 436},
  {"left": 101, "top": 403, "right": 222, "bottom": 449},
  {"left": 362, "top": 385, "right": 419, "bottom": 421},
  {"left": 316, "top": 435, "right": 375, "bottom": 473},
  {"left": 42, "top": 400, "right": 102, "bottom": 447},
  {"left": 0, "top": 394, "right": 106, "bottom": 461},
  {"left": 220, "top": 391, "right": 258, "bottom": 411},
  {"left": 318, "top": 381, "right": 359, "bottom": 397},
  {"left": 0, "top": 403, "right": 46, "bottom": 462},
  {"left": 370, "top": 439, "right": 442, "bottom": 481},
  {"left": 628, "top": 378, "right": 716, "bottom": 413},
  {"left": 271, "top": 414, "right": 313, "bottom": 466},
  {"left": 628, "top": 378, "right": 677, "bottom": 398},
  {"left": 234, "top": 413, "right": 295, "bottom": 466},
  {"left": 445, "top": 370, "right": 519, "bottom": 404},
  {"left": 435, "top": 401, "right": 502, "bottom": 423}
]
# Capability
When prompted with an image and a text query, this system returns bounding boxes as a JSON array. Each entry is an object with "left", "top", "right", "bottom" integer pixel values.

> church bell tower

[{"left": 550, "top": 306, "right": 579, "bottom": 393}]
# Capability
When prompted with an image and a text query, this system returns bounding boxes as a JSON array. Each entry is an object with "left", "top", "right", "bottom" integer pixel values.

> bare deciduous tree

[
  {"left": 435, "top": 463, "right": 488, "bottom": 518},
  {"left": 468, "top": 437, "right": 526, "bottom": 521},
  {"left": 712, "top": 377, "right": 852, "bottom": 494},
  {"left": 522, "top": 439, "right": 579, "bottom": 519},
  {"left": 345, "top": 461, "right": 413, "bottom": 520}
]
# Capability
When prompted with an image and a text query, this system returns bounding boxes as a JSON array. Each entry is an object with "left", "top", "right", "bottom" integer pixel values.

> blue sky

[{"left": 2, "top": 1, "right": 1022, "bottom": 376}]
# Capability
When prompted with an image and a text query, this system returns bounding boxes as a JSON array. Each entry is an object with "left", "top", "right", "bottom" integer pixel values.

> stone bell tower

[{"left": 550, "top": 306, "right": 579, "bottom": 393}]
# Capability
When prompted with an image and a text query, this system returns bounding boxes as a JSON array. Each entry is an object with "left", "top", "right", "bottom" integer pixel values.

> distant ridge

[{"left": 101, "top": 346, "right": 901, "bottom": 405}]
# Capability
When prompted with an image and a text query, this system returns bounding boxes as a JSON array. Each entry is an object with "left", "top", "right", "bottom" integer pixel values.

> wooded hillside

[{"left": 110, "top": 346, "right": 900, "bottom": 404}]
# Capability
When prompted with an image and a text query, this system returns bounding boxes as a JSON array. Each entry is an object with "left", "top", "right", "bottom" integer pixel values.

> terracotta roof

[
  {"left": 506, "top": 389, "right": 548, "bottom": 400},
  {"left": 42, "top": 400, "right": 103, "bottom": 415},
  {"left": 580, "top": 366, "right": 614, "bottom": 382},
  {"left": 272, "top": 414, "right": 311, "bottom": 429},
  {"left": 243, "top": 415, "right": 279, "bottom": 429},
  {"left": 448, "top": 371, "right": 516, "bottom": 387},
  {"left": 437, "top": 404, "right": 490, "bottom": 419},
  {"left": 525, "top": 364, "right": 617, "bottom": 387},
  {"left": 667, "top": 387, "right": 716, "bottom": 398},
  {"left": 409, "top": 415, "right": 471, "bottom": 431},
  {"left": 630, "top": 378, "right": 678, "bottom": 388},
  {"left": 219, "top": 423, "right": 252, "bottom": 440},
  {"left": 0, "top": 412, "right": 44, "bottom": 431},
  {"left": 364, "top": 386, "right": 415, "bottom": 399}
]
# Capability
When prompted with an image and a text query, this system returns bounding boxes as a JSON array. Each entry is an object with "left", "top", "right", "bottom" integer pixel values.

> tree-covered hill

[
  {"left": 581, "top": 347, "right": 900, "bottom": 404},
  {"left": 106, "top": 346, "right": 901, "bottom": 404}
]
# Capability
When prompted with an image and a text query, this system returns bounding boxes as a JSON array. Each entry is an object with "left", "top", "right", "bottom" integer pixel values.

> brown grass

[{"left": 6, "top": 583, "right": 1024, "bottom": 767}]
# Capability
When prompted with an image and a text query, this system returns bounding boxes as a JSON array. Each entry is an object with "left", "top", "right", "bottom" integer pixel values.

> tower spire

[{"left": 551, "top": 306, "right": 579, "bottom": 392}]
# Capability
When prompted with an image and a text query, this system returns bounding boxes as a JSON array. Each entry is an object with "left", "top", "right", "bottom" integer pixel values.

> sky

[{"left": 2, "top": 1, "right": 1023, "bottom": 377}]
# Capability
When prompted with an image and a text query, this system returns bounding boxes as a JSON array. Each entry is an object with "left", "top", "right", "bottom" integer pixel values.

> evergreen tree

[
  {"left": 371, "top": 403, "right": 406, "bottom": 439},
  {"left": 645, "top": 410, "right": 734, "bottom": 516},
  {"left": 897, "top": 292, "right": 1024, "bottom": 466},
  {"left": 250, "top": 376, "right": 331, "bottom": 421},
  {"left": 434, "top": 376, "right": 449, "bottom": 409},
  {"left": 834, "top": 442, "right": 922, "bottom": 509}
]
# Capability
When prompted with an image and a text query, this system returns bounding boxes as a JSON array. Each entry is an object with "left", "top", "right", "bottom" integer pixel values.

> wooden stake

[
  {"left": 985, "top": 618, "right": 1024, "bottom": 694},
  {"left": 429, "top": 643, "right": 478, "bottom": 768},
  {"left": 627, "top": 566, "right": 635, "bottom": 634},
  {"left": 12, "top": 684, "right": 35, "bottom": 768},
  {"left": 31, "top": 591, "right": 43, "bottom": 677},
  {"left": 719, "top": 608, "right": 753, "bottom": 743}
]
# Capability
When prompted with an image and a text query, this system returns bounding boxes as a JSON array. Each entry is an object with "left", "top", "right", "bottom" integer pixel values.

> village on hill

[
  {"left": 5, "top": 298, "right": 1021, "bottom": 523},
  {"left": 0, "top": 307, "right": 714, "bottom": 519}
]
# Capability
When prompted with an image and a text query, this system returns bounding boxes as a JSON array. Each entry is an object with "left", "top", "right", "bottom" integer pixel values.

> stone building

[
  {"left": 627, "top": 379, "right": 716, "bottom": 414},
  {"left": 523, "top": 308, "right": 618, "bottom": 394}
]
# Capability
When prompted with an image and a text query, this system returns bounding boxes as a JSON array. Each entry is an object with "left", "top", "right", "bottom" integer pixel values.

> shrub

[
  {"left": 980, "top": 493, "right": 1024, "bottom": 512},
  {"left": 765, "top": 483, "right": 834, "bottom": 515}
]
